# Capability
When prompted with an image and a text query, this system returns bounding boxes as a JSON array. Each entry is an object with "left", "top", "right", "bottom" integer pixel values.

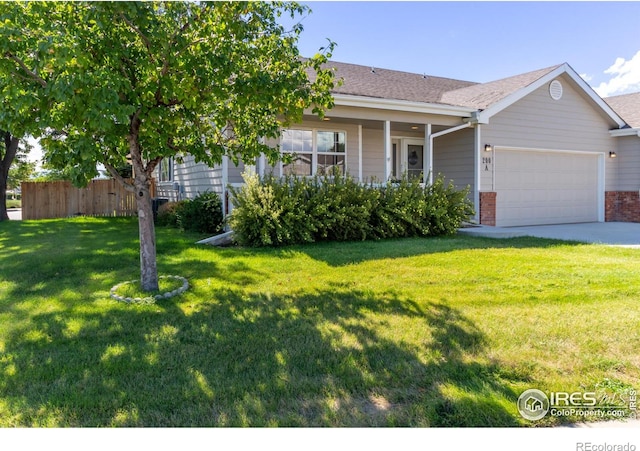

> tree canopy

[
  {"left": 3, "top": 1, "right": 336, "bottom": 184},
  {"left": 0, "top": 1, "right": 338, "bottom": 290}
]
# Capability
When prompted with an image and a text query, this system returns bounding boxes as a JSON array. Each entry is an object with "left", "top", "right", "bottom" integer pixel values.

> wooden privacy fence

[{"left": 21, "top": 179, "right": 156, "bottom": 220}]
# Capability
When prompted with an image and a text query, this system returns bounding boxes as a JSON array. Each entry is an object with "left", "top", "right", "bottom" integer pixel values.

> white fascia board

[
  {"left": 475, "top": 63, "right": 627, "bottom": 129},
  {"left": 610, "top": 128, "right": 640, "bottom": 137},
  {"left": 332, "top": 94, "right": 476, "bottom": 118}
]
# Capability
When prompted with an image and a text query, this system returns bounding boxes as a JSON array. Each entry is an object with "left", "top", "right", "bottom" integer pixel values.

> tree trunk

[
  {"left": 0, "top": 174, "right": 8, "bottom": 222},
  {"left": 134, "top": 171, "right": 159, "bottom": 292},
  {"left": 0, "top": 132, "right": 20, "bottom": 222},
  {"left": 126, "top": 113, "right": 159, "bottom": 292}
]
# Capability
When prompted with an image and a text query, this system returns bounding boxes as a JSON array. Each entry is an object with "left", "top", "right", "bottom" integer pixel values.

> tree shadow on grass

[
  {"left": 1, "top": 285, "right": 523, "bottom": 427},
  {"left": 266, "top": 234, "right": 583, "bottom": 267},
  {"left": 1, "top": 218, "right": 534, "bottom": 426}
]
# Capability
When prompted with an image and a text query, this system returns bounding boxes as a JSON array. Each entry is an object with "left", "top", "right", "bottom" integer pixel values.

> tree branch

[
  {"left": 145, "top": 156, "right": 162, "bottom": 176},
  {"left": 118, "top": 12, "right": 156, "bottom": 64},
  {"left": 158, "top": 4, "right": 209, "bottom": 78},
  {"left": 103, "top": 161, "right": 136, "bottom": 193},
  {"left": 4, "top": 52, "right": 47, "bottom": 88}
]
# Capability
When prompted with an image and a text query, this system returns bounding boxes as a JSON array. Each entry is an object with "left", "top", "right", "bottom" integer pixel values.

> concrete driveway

[{"left": 458, "top": 222, "right": 640, "bottom": 247}]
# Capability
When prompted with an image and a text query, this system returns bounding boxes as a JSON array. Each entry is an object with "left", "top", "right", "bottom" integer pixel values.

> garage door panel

[{"left": 495, "top": 150, "right": 599, "bottom": 227}]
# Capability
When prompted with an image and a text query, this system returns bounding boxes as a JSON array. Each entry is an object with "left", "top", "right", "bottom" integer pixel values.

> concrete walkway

[{"left": 458, "top": 222, "right": 640, "bottom": 247}]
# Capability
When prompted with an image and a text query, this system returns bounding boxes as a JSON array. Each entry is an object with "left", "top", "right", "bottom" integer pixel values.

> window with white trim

[
  {"left": 159, "top": 157, "right": 173, "bottom": 182},
  {"left": 281, "top": 129, "right": 346, "bottom": 176}
]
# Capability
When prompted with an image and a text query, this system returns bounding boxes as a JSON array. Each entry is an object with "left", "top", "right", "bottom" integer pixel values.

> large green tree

[{"left": 0, "top": 1, "right": 337, "bottom": 290}]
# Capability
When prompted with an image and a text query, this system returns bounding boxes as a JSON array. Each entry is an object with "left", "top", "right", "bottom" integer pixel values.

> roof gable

[
  {"left": 315, "top": 60, "right": 626, "bottom": 128},
  {"left": 455, "top": 63, "right": 626, "bottom": 127}
]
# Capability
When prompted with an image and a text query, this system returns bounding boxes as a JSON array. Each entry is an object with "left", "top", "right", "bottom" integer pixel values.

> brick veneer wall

[
  {"left": 479, "top": 192, "right": 497, "bottom": 226},
  {"left": 605, "top": 191, "right": 640, "bottom": 222}
]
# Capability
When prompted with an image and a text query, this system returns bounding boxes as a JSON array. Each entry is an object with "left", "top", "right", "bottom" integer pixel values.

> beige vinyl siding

[
  {"left": 156, "top": 154, "right": 223, "bottom": 201},
  {"left": 362, "top": 128, "right": 384, "bottom": 181},
  {"left": 610, "top": 136, "right": 640, "bottom": 191},
  {"left": 228, "top": 160, "right": 246, "bottom": 185},
  {"left": 433, "top": 127, "right": 475, "bottom": 198},
  {"left": 481, "top": 73, "right": 618, "bottom": 191}
]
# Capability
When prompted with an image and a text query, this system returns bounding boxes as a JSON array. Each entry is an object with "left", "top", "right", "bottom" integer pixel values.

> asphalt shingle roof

[
  {"left": 324, "top": 60, "right": 477, "bottom": 105},
  {"left": 605, "top": 92, "right": 640, "bottom": 128},
  {"left": 320, "top": 60, "right": 566, "bottom": 111},
  {"left": 318, "top": 60, "right": 638, "bottom": 126},
  {"left": 439, "top": 65, "right": 563, "bottom": 110}
]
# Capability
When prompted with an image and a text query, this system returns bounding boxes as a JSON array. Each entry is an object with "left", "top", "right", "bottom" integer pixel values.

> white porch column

[
  {"left": 358, "top": 124, "right": 363, "bottom": 182},
  {"left": 258, "top": 153, "right": 266, "bottom": 177},
  {"left": 257, "top": 137, "right": 266, "bottom": 177},
  {"left": 425, "top": 124, "right": 432, "bottom": 185},
  {"left": 384, "top": 120, "right": 392, "bottom": 182}
]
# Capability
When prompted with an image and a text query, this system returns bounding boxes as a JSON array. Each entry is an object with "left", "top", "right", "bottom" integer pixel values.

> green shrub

[
  {"left": 167, "top": 192, "right": 224, "bottom": 234},
  {"left": 156, "top": 201, "right": 183, "bottom": 227},
  {"left": 307, "top": 174, "right": 375, "bottom": 242},
  {"left": 228, "top": 173, "right": 315, "bottom": 246},
  {"left": 229, "top": 172, "right": 474, "bottom": 247}
]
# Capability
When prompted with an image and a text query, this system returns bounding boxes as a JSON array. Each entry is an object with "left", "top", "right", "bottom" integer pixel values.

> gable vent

[{"left": 549, "top": 80, "right": 563, "bottom": 100}]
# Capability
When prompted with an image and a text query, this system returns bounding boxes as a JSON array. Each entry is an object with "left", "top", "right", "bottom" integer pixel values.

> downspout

[
  {"left": 222, "top": 154, "right": 229, "bottom": 217},
  {"left": 358, "top": 124, "right": 363, "bottom": 182},
  {"left": 427, "top": 122, "right": 473, "bottom": 185}
]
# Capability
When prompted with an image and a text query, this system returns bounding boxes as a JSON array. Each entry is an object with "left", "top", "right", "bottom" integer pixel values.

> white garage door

[{"left": 495, "top": 150, "right": 600, "bottom": 227}]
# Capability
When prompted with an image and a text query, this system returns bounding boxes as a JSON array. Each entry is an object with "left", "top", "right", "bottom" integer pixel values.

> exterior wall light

[
  {"left": 609, "top": 151, "right": 617, "bottom": 158},
  {"left": 484, "top": 144, "right": 493, "bottom": 152}
]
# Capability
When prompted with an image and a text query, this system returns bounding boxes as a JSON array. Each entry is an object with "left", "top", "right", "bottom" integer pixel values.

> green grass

[
  {"left": 5, "top": 199, "right": 20, "bottom": 209},
  {"left": 0, "top": 217, "right": 638, "bottom": 427}
]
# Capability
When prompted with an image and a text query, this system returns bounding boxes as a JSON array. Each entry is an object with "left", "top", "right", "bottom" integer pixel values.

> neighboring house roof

[{"left": 605, "top": 92, "right": 640, "bottom": 128}]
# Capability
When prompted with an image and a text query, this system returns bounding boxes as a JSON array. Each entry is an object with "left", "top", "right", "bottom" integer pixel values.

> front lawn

[{"left": 0, "top": 217, "right": 638, "bottom": 426}]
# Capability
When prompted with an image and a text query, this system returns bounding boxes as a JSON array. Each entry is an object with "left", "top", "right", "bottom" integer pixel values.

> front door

[{"left": 405, "top": 139, "right": 424, "bottom": 181}]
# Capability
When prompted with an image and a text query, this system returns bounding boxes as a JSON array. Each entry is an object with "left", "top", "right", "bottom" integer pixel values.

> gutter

[{"left": 609, "top": 128, "right": 640, "bottom": 138}]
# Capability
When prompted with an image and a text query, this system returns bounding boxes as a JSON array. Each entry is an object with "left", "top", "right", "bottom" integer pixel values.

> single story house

[{"left": 156, "top": 61, "right": 640, "bottom": 227}]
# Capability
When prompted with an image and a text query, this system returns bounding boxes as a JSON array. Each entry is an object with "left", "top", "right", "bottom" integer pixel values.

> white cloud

[
  {"left": 580, "top": 73, "right": 593, "bottom": 82},
  {"left": 594, "top": 50, "right": 640, "bottom": 97}
]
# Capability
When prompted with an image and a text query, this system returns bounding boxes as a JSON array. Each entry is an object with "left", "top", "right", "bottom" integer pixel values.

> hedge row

[{"left": 228, "top": 172, "right": 474, "bottom": 247}]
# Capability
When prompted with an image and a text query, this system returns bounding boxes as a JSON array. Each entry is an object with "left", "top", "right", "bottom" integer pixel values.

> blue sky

[{"left": 284, "top": 1, "right": 640, "bottom": 96}]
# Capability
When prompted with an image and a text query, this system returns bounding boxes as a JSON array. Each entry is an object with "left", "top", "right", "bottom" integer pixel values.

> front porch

[{"left": 250, "top": 110, "right": 482, "bottom": 223}]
